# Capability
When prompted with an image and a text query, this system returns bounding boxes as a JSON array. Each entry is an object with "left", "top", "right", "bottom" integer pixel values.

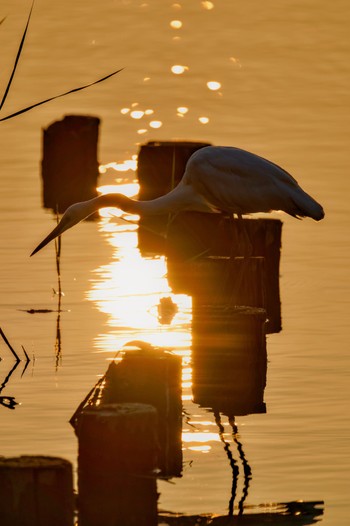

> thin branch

[
  {"left": 0, "top": 1, "right": 34, "bottom": 111},
  {"left": 21, "top": 344, "right": 31, "bottom": 377},
  {"left": 0, "top": 361, "right": 20, "bottom": 394},
  {"left": 0, "top": 327, "right": 20, "bottom": 362},
  {"left": 0, "top": 67, "right": 124, "bottom": 122},
  {"left": 0, "top": 0, "right": 123, "bottom": 122},
  {"left": 21, "top": 345, "right": 30, "bottom": 362}
]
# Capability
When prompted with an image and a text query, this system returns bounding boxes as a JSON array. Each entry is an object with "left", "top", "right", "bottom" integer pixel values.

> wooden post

[
  {"left": 77, "top": 403, "right": 158, "bottom": 526},
  {"left": 0, "top": 456, "right": 74, "bottom": 526},
  {"left": 41, "top": 114, "right": 100, "bottom": 213},
  {"left": 166, "top": 213, "right": 282, "bottom": 333},
  {"left": 137, "top": 140, "right": 211, "bottom": 254},
  {"left": 96, "top": 346, "right": 182, "bottom": 477},
  {"left": 191, "top": 304, "right": 267, "bottom": 417}
]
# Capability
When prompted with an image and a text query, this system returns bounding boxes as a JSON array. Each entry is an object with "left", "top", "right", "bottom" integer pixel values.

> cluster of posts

[{"left": 0, "top": 117, "right": 284, "bottom": 525}]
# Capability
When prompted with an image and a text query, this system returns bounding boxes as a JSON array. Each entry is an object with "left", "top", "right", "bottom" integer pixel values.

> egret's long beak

[{"left": 30, "top": 222, "right": 65, "bottom": 257}]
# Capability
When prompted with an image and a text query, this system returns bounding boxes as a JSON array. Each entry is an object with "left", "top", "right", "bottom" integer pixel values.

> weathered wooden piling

[
  {"left": 137, "top": 140, "right": 211, "bottom": 253},
  {"left": 166, "top": 213, "right": 282, "bottom": 333},
  {"left": 191, "top": 304, "right": 267, "bottom": 417},
  {"left": 77, "top": 403, "right": 158, "bottom": 526},
  {"left": 0, "top": 455, "right": 74, "bottom": 526},
  {"left": 41, "top": 114, "right": 100, "bottom": 213},
  {"left": 96, "top": 346, "right": 183, "bottom": 477},
  {"left": 166, "top": 212, "right": 282, "bottom": 260}
]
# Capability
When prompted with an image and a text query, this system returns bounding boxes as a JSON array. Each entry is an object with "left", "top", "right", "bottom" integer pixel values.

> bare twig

[
  {"left": 54, "top": 211, "right": 63, "bottom": 369},
  {"left": 0, "top": 327, "right": 20, "bottom": 362},
  {"left": 0, "top": 1, "right": 34, "bottom": 112},
  {"left": 0, "top": 67, "right": 124, "bottom": 122},
  {"left": 0, "top": 0, "right": 123, "bottom": 122},
  {"left": 21, "top": 345, "right": 30, "bottom": 362},
  {"left": 0, "top": 361, "right": 20, "bottom": 393},
  {"left": 21, "top": 346, "right": 31, "bottom": 377}
]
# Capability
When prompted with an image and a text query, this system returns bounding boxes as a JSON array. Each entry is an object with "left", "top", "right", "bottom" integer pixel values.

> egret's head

[{"left": 30, "top": 202, "right": 91, "bottom": 256}]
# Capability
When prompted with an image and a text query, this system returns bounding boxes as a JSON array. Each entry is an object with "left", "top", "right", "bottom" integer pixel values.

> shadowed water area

[{"left": 0, "top": 1, "right": 349, "bottom": 524}]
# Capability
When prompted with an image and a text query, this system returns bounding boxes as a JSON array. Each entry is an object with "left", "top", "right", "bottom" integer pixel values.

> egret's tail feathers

[{"left": 290, "top": 189, "right": 325, "bottom": 221}]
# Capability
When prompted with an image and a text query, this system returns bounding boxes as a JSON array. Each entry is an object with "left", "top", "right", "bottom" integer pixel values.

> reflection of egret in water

[
  {"left": 214, "top": 413, "right": 253, "bottom": 516},
  {"left": 214, "top": 412, "right": 240, "bottom": 515},
  {"left": 230, "top": 416, "right": 252, "bottom": 516}
]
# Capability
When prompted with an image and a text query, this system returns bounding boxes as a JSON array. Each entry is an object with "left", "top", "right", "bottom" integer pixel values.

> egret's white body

[{"left": 31, "top": 146, "right": 324, "bottom": 256}]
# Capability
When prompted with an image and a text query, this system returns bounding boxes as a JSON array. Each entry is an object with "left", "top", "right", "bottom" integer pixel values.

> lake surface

[{"left": 0, "top": 0, "right": 349, "bottom": 524}]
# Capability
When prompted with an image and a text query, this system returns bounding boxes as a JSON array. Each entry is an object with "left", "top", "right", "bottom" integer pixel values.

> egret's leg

[
  {"left": 224, "top": 214, "right": 254, "bottom": 306},
  {"left": 228, "top": 214, "right": 252, "bottom": 257},
  {"left": 237, "top": 213, "right": 253, "bottom": 257},
  {"left": 224, "top": 215, "right": 243, "bottom": 305}
]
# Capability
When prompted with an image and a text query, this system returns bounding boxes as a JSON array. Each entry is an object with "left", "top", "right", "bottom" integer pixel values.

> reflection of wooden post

[
  {"left": 0, "top": 456, "right": 74, "bottom": 526},
  {"left": 137, "top": 141, "right": 211, "bottom": 253},
  {"left": 41, "top": 115, "right": 100, "bottom": 213},
  {"left": 77, "top": 403, "right": 158, "bottom": 526},
  {"left": 170, "top": 256, "right": 266, "bottom": 309},
  {"left": 191, "top": 304, "right": 267, "bottom": 416},
  {"left": 99, "top": 347, "right": 182, "bottom": 477}
]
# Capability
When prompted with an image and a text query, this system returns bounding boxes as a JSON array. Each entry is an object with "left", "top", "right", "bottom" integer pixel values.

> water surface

[{"left": 0, "top": 1, "right": 349, "bottom": 523}]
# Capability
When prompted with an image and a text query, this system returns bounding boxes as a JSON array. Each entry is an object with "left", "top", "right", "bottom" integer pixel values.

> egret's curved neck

[
  {"left": 96, "top": 193, "right": 141, "bottom": 214},
  {"left": 90, "top": 185, "right": 212, "bottom": 216}
]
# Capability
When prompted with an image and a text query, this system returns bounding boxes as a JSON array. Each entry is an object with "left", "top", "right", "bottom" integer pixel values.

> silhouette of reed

[
  {"left": 0, "top": 1, "right": 122, "bottom": 122},
  {"left": 54, "top": 213, "right": 62, "bottom": 369},
  {"left": 0, "top": 328, "right": 31, "bottom": 409}
]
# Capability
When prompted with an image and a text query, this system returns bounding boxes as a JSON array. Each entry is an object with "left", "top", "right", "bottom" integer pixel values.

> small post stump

[
  {"left": 0, "top": 455, "right": 74, "bottom": 526},
  {"left": 41, "top": 114, "right": 100, "bottom": 213},
  {"left": 77, "top": 403, "right": 158, "bottom": 526},
  {"left": 137, "top": 140, "right": 211, "bottom": 254},
  {"left": 93, "top": 346, "right": 182, "bottom": 477}
]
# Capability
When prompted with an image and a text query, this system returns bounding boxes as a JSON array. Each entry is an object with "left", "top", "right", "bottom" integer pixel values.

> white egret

[{"left": 31, "top": 146, "right": 324, "bottom": 256}]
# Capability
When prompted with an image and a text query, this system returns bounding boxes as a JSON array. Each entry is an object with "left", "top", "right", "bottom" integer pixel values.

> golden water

[{"left": 0, "top": 0, "right": 349, "bottom": 523}]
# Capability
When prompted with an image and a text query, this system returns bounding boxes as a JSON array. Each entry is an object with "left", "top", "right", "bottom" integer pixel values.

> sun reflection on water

[
  {"left": 170, "top": 20, "right": 182, "bottom": 29},
  {"left": 86, "top": 165, "right": 223, "bottom": 460},
  {"left": 182, "top": 432, "right": 220, "bottom": 443},
  {"left": 171, "top": 64, "right": 189, "bottom": 74},
  {"left": 86, "top": 208, "right": 192, "bottom": 357},
  {"left": 85, "top": 209, "right": 225, "bottom": 457}
]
